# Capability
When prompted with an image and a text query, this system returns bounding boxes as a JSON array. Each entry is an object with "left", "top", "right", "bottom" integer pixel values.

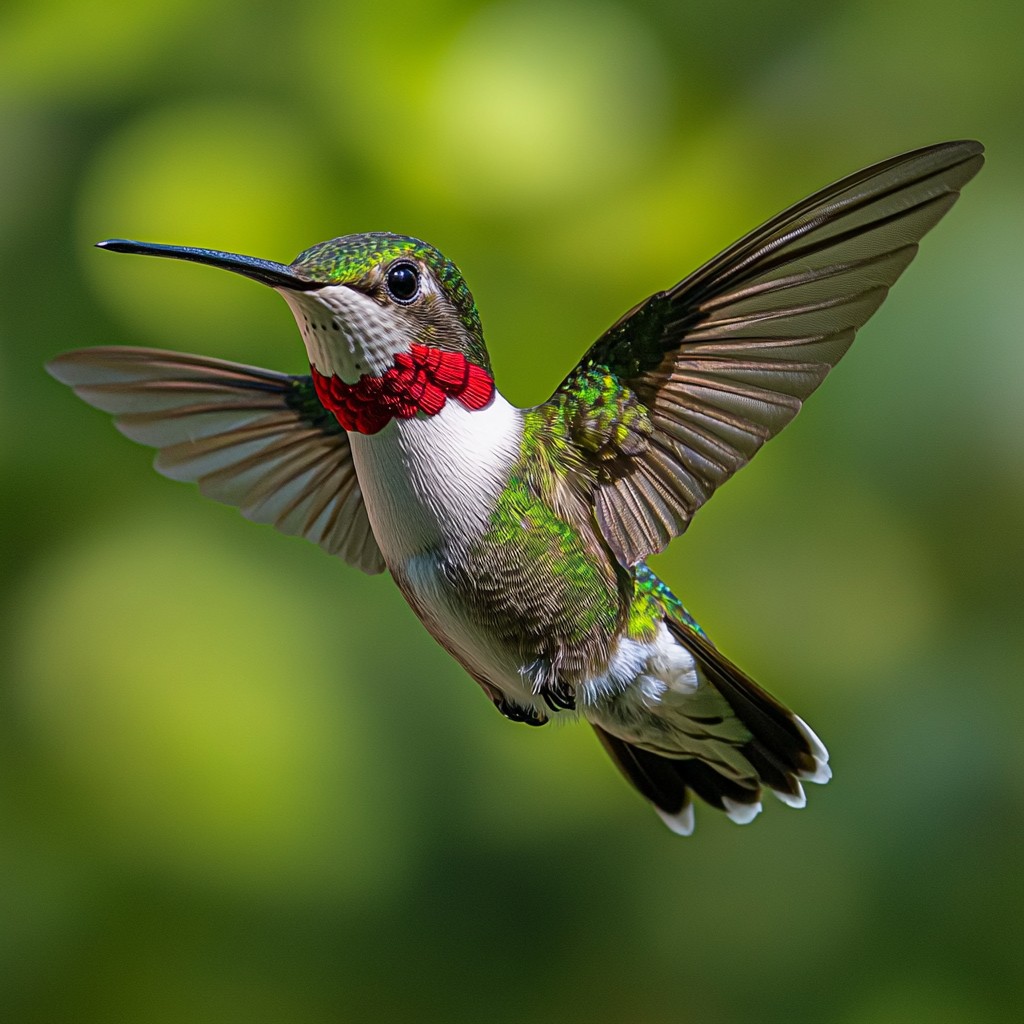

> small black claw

[
  {"left": 495, "top": 698, "right": 548, "bottom": 727},
  {"left": 541, "top": 680, "right": 576, "bottom": 712}
]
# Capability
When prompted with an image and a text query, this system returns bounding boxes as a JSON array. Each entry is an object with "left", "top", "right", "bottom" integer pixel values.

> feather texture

[
  {"left": 592, "top": 615, "right": 831, "bottom": 830},
  {"left": 543, "top": 140, "right": 984, "bottom": 566},
  {"left": 46, "top": 347, "right": 385, "bottom": 574}
]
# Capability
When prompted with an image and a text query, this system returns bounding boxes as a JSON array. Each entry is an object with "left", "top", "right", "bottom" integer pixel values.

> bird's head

[{"left": 97, "top": 233, "right": 491, "bottom": 383}]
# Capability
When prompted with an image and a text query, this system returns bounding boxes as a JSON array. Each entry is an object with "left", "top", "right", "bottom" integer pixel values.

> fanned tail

[{"left": 595, "top": 618, "right": 830, "bottom": 835}]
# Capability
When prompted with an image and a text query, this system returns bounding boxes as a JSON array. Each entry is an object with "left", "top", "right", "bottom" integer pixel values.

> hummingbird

[{"left": 48, "top": 141, "right": 983, "bottom": 834}]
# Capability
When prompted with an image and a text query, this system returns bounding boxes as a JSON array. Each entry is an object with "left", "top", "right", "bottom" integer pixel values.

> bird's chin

[{"left": 281, "top": 286, "right": 409, "bottom": 382}]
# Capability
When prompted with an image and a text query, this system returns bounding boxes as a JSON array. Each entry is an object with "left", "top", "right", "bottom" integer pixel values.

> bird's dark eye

[{"left": 385, "top": 262, "right": 420, "bottom": 302}]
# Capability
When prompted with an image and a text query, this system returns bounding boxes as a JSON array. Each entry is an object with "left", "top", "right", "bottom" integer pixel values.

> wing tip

[
  {"left": 924, "top": 139, "right": 983, "bottom": 160},
  {"left": 45, "top": 350, "right": 85, "bottom": 386}
]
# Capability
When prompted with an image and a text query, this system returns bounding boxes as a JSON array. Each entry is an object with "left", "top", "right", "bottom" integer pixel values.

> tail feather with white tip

[{"left": 595, "top": 617, "right": 830, "bottom": 834}]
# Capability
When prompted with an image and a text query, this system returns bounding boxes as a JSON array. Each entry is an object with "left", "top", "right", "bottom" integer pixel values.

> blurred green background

[{"left": 2, "top": 1, "right": 1022, "bottom": 1021}]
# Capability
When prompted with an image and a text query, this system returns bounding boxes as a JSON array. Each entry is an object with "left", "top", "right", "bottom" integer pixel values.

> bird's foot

[{"left": 494, "top": 697, "right": 549, "bottom": 727}]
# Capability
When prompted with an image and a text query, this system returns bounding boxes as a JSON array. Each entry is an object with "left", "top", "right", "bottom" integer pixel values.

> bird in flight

[{"left": 49, "top": 141, "right": 983, "bottom": 834}]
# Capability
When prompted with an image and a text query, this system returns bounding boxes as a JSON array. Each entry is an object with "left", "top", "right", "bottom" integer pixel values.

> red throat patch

[{"left": 310, "top": 343, "right": 495, "bottom": 435}]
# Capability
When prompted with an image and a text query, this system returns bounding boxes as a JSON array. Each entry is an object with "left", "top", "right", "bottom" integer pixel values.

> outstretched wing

[
  {"left": 47, "top": 347, "right": 386, "bottom": 574},
  {"left": 537, "top": 140, "right": 984, "bottom": 567}
]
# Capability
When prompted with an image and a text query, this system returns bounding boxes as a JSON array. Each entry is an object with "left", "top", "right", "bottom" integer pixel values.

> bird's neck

[{"left": 311, "top": 344, "right": 495, "bottom": 436}]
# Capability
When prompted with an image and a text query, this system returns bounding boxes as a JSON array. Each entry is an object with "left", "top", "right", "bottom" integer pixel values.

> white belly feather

[
  {"left": 348, "top": 395, "right": 532, "bottom": 693},
  {"left": 346, "top": 395, "right": 699, "bottom": 716},
  {"left": 347, "top": 393, "right": 522, "bottom": 562},
  {"left": 281, "top": 275, "right": 702, "bottom": 729}
]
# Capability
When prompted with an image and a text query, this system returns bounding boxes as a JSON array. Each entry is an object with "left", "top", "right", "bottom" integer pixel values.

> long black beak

[{"left": 96, "top": 239, "right": 319, "bottom": 290}]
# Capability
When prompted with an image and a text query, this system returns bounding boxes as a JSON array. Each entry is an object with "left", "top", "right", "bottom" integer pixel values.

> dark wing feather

[
  {"left": 540, "top": 141, "right": 984, "bottom": 566},
  {"left": 47, "top": 347, "right": 386, "bottom": 574}
]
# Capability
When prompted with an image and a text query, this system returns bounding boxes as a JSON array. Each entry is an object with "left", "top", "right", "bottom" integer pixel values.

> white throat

[{"left": 280, "top": 285, "right": 407, "bottom": 381}]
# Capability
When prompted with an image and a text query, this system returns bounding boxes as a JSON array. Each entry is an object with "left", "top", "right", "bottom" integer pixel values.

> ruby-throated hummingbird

[{"left": 49, "top": 141, "right": 983, "bottom": 834}]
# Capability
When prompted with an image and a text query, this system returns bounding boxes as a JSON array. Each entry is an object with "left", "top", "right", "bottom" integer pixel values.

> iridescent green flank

[
  {"left": 291, "top": 231, "right": 485, "bottom": 346},
  {"left": 465, "top": 416, "right": 706, "bottom": 681},
  {"left": 478, "top": 476, "right": 619, "bottom": 647},
  {"left": 631, "top": 564, "right": 706, "bottom": 638},
  {"left": 469, "top": 469, "right": 706, "bottom": 664}
]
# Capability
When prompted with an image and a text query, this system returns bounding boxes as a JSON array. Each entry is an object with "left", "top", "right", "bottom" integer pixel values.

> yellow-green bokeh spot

[
  {"left": 0, "top": 0, "right": 203, "bottom": 103},
  {"left": 13, "top": 515, "right": 399, "bottom": 896},
  {"left": 429, "top": 2, "right": 670, "bottom": 208},
  {"left": 301, "top": 0, "right": 670, "bottom": 212},
  {"left": 77, "top": 100, "right": 334, "bottom": 365}
]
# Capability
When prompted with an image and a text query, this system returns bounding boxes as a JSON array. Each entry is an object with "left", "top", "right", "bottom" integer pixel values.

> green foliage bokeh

[{"left": 2, "top": 1, "right": 1022, "bottom": 1021}]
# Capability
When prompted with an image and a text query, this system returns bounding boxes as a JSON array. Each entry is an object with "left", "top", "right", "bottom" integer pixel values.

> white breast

[{"left": 347, "top": 392, "right": 523, "bottom": 565}]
